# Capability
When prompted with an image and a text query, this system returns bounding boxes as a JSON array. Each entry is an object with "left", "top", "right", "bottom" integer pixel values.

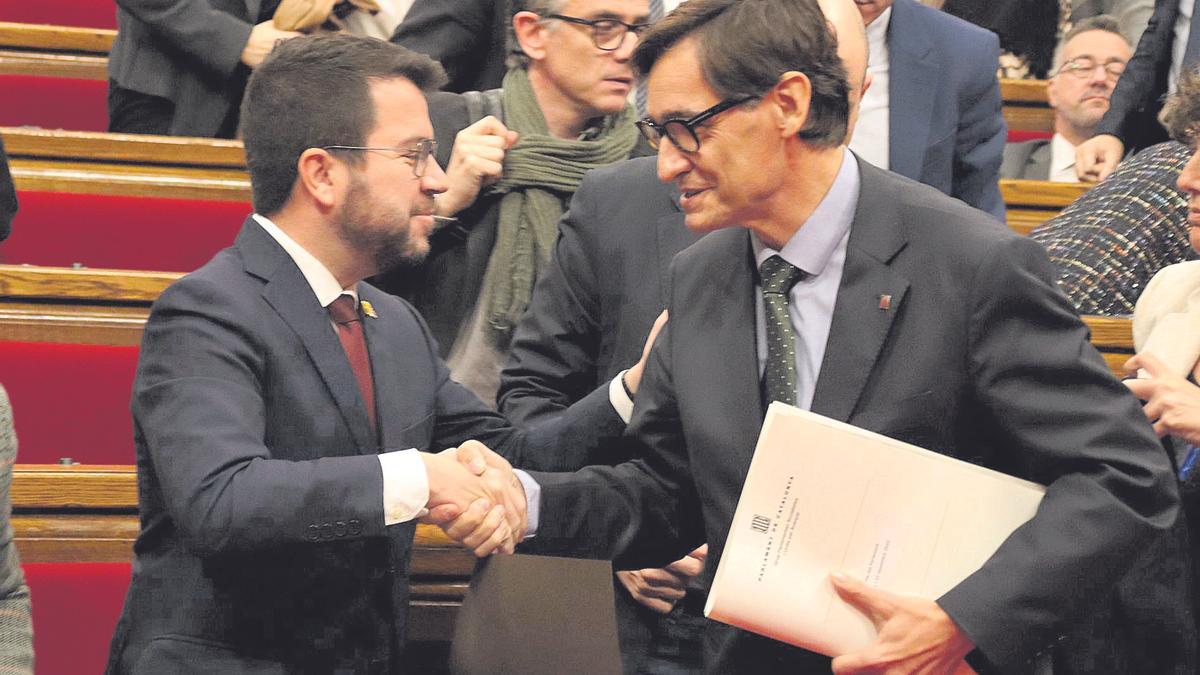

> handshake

[{"left": 418, "top": 441, "right": 528, "bottom": 557}]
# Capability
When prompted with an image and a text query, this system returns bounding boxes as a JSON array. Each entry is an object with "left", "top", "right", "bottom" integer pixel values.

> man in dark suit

[
  {"left": 1077, "top": 0, "right": 1200, "bottom": 180},
  {"left": 105, "top": 35, "right": 626, "bottom": 673},
  {"left": 390, "top": 0, "right": 509, "bottom": 93},
  {"left": 107, "top": 0, "right": 302, "bottom": 137},
  {"left": 847, "top": 0, "right": 1007, "bottom": 221},
  {"left": 376, "top": 0, "right": 650, "bottom": 405},
  {"left": 486, "top": 0, "right": 1184, "bottom": 671},
  {"left": 1001, "top": 16, "right": 1132, "bottom": 182},
  {"left": 0, "top": 136, "right": 14, "bottom": 242}
]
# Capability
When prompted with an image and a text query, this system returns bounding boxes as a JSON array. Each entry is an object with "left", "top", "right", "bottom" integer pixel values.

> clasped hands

[{"left": 419, "top": 441, "right": 527, "bottom": 557}]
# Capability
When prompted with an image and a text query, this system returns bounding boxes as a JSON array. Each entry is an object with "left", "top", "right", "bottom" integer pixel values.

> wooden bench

[
  {"left": 11, "top": 465, "right": 472, "bottom": 672},
  {"left": 1001, "top": 179, "right": 1088, "bottom": 235},
  {"left": 1001, "top": 79, "right": 1052, "bottom": 134},
  {"left": 4, "top": 127, "right": 1089, "bottom": 232}
]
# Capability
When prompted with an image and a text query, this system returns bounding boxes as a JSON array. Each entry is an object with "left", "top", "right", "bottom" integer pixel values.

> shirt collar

[
  {"left": 753, "top": 147, "right": 860, "bottom": 276},
  {"left": 252, "top": 213, "right": 358, "bottom": 307},
  {"left": 1049, "top": 132, "right": 1078, "bottom": 177},
  {"left": 867, "top": 5, "right": 893, "bottom": 56}
]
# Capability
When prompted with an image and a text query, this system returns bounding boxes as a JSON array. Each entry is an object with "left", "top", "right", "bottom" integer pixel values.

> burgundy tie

[{"left": 328, "top": 294, "right": 377, "bottom": 433}]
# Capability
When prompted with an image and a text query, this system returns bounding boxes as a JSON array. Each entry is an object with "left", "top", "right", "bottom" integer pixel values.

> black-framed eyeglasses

[
  {"left": 543, "top": 13, "right": 652, "bottom": 51},
  {"left": 321, "top": 138, "right": 439, "bottom": 177},
  {"left": 635, "top": 96, "right": 757, "bottom": 153},
  {"left": 1056, "top": 57, "right": 1126, "bottom": 81}
]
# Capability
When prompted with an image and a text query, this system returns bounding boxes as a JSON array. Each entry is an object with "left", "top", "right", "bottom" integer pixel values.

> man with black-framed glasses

[
  {"left": 457, "top": 0, "right": 1188, "bottom": 672},
  {"left": 1002, "top": 16, "right": 1132, "bottom": 182}
]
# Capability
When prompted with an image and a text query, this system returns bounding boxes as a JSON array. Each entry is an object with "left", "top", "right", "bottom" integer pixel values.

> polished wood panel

[
  {"left": 0, "top": 22, "right": 115, "bottom": 54},
  {"left": 10, "top": 157, "right": 250, "bottom": 200},
  {"left": 1001, "top": 179, "right": 1089, "bottom": 208},
  {"left": 0, "top": 303, "right": 148, "bottom": 346},
  {"left": 0, "top": 265, "right": 178, "bottom": 303},
  {"left": 1083, "top": 315, "right": 1134, "bottom": 349},
  {"left": 1000, "top": 79, "right": 1053, "bottom": 133},
  {"left": 0, "top": 49, "right": 105, "bottom": 80},
  {"left": 1, "top": 127, "right": 246, "bottom": 168},
  {"left": 12, "top": 464, "right": 137, "bottom": 509}
]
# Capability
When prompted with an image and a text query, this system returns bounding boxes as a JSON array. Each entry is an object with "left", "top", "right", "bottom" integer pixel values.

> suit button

[
  {"left": 349, "top": 519, "right": 363, "bottom": 535},
  {"left": 321, "top": 522, "right": 334, "bottom": 539},
  {"left": 307, "top": 524, "right": 320, "bottom": 541},
  {"left": 334, "top": 521, "right": 347, "bottom": 537}
]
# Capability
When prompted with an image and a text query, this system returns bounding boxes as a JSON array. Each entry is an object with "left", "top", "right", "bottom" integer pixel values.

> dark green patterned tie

[{"left": 760, "top": 255, "right": 805, "bottom": 408}]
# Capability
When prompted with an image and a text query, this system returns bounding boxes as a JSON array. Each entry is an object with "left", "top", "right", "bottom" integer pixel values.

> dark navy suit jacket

[
  {"left": 886, "top": 0, "right": 1006, "bottom": 221},
  {"left": 106, "top": 218, "right": 623, "bottom": 674}
]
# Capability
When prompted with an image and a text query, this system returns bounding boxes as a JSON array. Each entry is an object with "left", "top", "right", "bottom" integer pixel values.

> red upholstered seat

[
  {"left": 0, "top": 342, "right": 138, "bottom": 465},
  {"left": 0, "top": 74, "right": 109, "bottom": 132},
  {"left": 25, "top": 562, "right": 131, "bottom": 675},
  {"left": 1007, "top": 129, "right": 1054, "bottom": 144},
  {"left": 0, "top": 1, "right": 118, "bottom": 29},
  {"left": 3, "top": 192, "right": 249, "bottom": 272}
]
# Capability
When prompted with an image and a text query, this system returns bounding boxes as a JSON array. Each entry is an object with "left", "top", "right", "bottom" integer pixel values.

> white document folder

[{"left": 705, "top": 402, "right": 1046, "bottom": 657}]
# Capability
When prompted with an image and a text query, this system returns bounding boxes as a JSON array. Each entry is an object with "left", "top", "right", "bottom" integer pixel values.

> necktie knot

[
  {"left": 760, "top": 255, "right": 805, "bottom": 295},
  {"left": 328, "top": 294, "right": 360, "bottom": 325}
]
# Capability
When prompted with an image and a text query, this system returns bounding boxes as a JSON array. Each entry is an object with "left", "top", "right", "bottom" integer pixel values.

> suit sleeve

[
  {"left": 390, "top": 0, "right": 494, "bottom": 93},
  {"left": 1095, "top": 0, "right": 1175, "bottom": 143},
  {"left": 936, "top": 235, "right": 1180, "bottom": 673},
  {"left": 497, "top": 175, "right": 605, "bottom": 427},
  {"left": 952, "top": 32, "right": 1006, "bottom": 221},
  {"left": 397, "top": 294, "right": 628, "bottom": 473},
  {"left": 115, "top": 0, "right": 253, "bottom": 80},
  {"left": 0, "top": 137, "right": 15, "bottom": 242},
  {"left": 134, "top": 276, "right": 389, "bottom": 557},
  {"left": 522, "top": 319, "right": 706, "bottom": 569}
]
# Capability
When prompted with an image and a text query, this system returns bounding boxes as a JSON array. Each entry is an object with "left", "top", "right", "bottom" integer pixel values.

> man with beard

[
  {"left": 105, "top": 35, "right": 626, "bottom": 674},
  {"left": 1002, "top": 16, "right": 1132, "bottom": 182}
]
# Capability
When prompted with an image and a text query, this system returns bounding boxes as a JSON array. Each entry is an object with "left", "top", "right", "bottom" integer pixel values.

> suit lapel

[
  {"left": 238, "top": 220, "right": 379, "bottom": 453},
  {"left": 1029, "top": 141, "right": 1052, "bottom": 180},
  {"left": 886, "top": 0, "right": 938, "bottom": 182},
  {"left": 692, "top": 229, "right": 765, "bottom": 459},
  {"left": 654, "top": 182, "right": 696, "bottom": 306},
  {"left": 810, "top": 160, "right": 910, "bottom": 422}
]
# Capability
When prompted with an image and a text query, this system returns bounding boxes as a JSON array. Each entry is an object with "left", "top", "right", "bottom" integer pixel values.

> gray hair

[
  {"left": 1052, "top": 15, "right": 1128, "bottom": 74},
  {"left": 507, "top": 0, "right": 570, "bottom": 69}
]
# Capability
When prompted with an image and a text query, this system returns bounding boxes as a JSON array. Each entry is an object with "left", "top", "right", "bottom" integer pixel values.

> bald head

[{"left": 817, "top": 0, "right": 868, "bottom": 140}]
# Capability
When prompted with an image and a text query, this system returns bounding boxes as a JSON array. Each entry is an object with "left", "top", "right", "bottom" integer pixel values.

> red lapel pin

[{"left": 878, "top": 294, "right": 892, "bottom": 311}]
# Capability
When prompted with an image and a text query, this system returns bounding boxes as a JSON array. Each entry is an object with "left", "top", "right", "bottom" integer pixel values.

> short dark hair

[
  {"left": 632, "top": 0, "right": 849, "bottom": 148},
  {"left": 1161, "top": 66, "right": 1200, "bottom": 146},
  {"left": 241, "top": 34, "right": 447, "bottom": 215}
]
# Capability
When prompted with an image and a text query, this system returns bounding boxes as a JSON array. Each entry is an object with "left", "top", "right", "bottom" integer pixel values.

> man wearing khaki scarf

[{"left": 375, "top": 0, "right": 648, "bottom": 404}]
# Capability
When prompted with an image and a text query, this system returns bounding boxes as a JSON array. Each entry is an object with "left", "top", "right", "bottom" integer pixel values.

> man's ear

[
  {"left": 770, "top": 71, "right": 814, "bottom": 139},
  {"left": 296, "top": 148, "right": 341, "bottom": 211},
  {"left": 1045, "top": 77, "right": 1061, "bottom": 110},
  {"left": 513, "top": 11, "right": 550, "bottom": 63}
]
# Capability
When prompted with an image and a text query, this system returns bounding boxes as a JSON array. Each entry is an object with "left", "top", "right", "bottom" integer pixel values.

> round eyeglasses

[
  {"left": 321, "top": 139, "right": 438, "bottom": 178},
  {"left": 543, "top": 13, "right": 652, "bottom": 51},
  {"left": 1056, "top": 57, "right": 1126, "bottom": 81},
  {"left": 635, "top": 96, "right": 757, "bottom": 153}
]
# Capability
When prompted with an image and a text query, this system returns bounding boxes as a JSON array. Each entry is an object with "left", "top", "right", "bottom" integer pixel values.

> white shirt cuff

[
  {"left": 379, "top": 448, "right": 429, "bottom": 525},
  {"left": 514, "top": 469, "right": 540, "bottom": 539},
  {"left": 609, "top": 370, "right": 635, "bottom": 424}
]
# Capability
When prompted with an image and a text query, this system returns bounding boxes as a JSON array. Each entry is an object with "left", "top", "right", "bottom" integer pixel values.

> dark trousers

[
  {"left": 107, "top": 81, "right": 242, "bottom": 138},
  {"left": 107, "top": 81, "right": 173, "bottom": 135}
]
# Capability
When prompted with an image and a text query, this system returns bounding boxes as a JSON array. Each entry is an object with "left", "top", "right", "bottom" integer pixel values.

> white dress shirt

[
  {"left": 848, "top": 6, "right": 893, "bottom": 170},
  {"left": 1048, "top": 133, "right": 1081, "bottom": 183},
  {"left": 1170, "top": 0, "right": 1194, "bottom": 94},
  {"left": 253, "top": 214, "right": 430, "bottom": 526}
]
